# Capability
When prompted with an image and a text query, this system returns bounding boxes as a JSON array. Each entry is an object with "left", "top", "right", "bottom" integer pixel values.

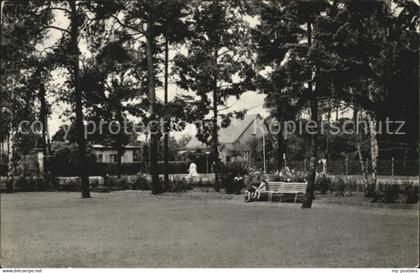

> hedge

[
  {"left": 50, "top": 162, "right": 145, "bottom": 177},
  {"left": 157, "top": 161, "right": 189, "bottom": 174},
  {"left": 157, "top": 161, "right": 209, "bottom": 174},
  {"left": 49, "top": 161, "right": 209, "bottom": 177}
]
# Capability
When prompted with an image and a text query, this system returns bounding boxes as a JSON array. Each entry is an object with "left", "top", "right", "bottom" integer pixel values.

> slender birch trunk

[
  {"left": 367, "top": 110, "right": 379, "bottom": 196},
  {"left": 353, "top": 107, "right": 369, "bottom": 186},
  {"left": 365, "top": 84, "right": 379, "bottom": 199}
]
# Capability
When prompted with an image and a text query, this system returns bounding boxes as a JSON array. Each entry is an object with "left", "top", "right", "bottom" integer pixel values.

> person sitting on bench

[{"left": 245, "top": 177, "right": 267, "bottom": 202}]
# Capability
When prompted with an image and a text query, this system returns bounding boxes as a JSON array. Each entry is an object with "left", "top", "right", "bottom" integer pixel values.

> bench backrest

[
  {"left": 267, "top": 182, "right": 307, "bottom": 193},
  {"left": 266, "top": 182, "right": 283, "bottom": 191}
]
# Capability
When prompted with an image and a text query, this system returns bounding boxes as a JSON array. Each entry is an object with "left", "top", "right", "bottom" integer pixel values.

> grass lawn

[{"left": 1, "top": 191, "right": 418, "bottom": 267}]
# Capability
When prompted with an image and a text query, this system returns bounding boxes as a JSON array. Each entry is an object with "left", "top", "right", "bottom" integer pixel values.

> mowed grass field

[{"left": 1, "top": 191, "right": 418, "bottom": 267}]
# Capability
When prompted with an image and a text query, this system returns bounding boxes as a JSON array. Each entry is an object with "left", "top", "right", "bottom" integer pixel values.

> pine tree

[
  {"left": 174, "top": 0, "right": 253, "bottom": 187},
  {"left": 159, "top": 0, "right": 191, "bottom": 188},
  {"left": 252, "top": 1, "right": 330, "bottom": 208},
  {"left": 252, "top": 0, "right": 302, "bottom": 170},
  {"left": 35, "top": 0, "right": 124, "bottom": 197}
]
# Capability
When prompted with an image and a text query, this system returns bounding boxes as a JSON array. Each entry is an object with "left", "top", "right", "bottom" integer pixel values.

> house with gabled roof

[{"left": 184, "top": 114, "right": 273, "bottom": 163}]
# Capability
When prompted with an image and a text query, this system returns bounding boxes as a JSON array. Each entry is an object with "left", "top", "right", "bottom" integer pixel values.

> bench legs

[
  {"left": 267, "top": 192, "right": 304, "bottom": 203},
  {"left": 294, "top": 192, "right": 305, "bottom": 203}
]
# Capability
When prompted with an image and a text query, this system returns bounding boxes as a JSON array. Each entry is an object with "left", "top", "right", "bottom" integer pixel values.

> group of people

[
  {"left": 243, "top": 166, "right": 298, "bottom": 202},
  {"left": 243, "top": 171, "right": 269, "bottom": 202},
  {"left": 187, "top": 160, "right": 297, "bottom": 202}
]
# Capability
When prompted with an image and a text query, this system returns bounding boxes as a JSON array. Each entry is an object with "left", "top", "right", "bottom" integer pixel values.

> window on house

[
  {"left": 109, "top": 154, "right": 117, "bottom": 163},
  {"left": 133, "top": 150, "right": 141, "bottom": 162},
  {"left": 97, "top": 154, "right": 104, "bottom": 163},
  {"left": 122, "top": 152, "right": 129, "bottom": 163}
]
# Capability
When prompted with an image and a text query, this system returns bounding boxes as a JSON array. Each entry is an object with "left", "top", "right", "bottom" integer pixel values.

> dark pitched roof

[{"left": 186, "top": 114, "right": 261, "bottom": 149}]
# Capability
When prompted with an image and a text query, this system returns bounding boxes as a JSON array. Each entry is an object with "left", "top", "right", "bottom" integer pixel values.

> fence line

[
  {"left": 285, "top": 159, "right": 418, "bottom": 177},
  {"left": 1, "top": 157, "right": 419, "bottom": 177}
]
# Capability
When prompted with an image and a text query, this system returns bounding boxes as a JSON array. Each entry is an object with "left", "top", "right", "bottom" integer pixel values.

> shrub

[
  {"left": 103, "top": 175, "right": 129, "bottom": 190},
  {"left": 34, "top": 177, "right": 49, "bottom": 191},
  {"left": 292, "top": 172, "right": 306, "bottom": 182},
  {"left": 243, "top": 174, "right": 254, "bottom": 188},
  {"left": 89, "top": 177, "right": 101, "bottom": 189},
  {"left": 331, "top": 176, "right": 345, "bottom": 196},
  {"left": 270, "top": 174, "right": 282, "bottom": 182},
  {"left": 166, "top": 176, "right": 192, "bottom": 192},
  {"left": 58, "top": 177, "right": 81, "bottom": 191},
  {"left": 14, "top": 176, "right": 59, "bottom": 192},
  {"left": 125, "top": 175, "right": 137, "bottom": 190},
  {"left": 49, "top": 143, "right": 97, "bottom": 177},
  {"left": 96, "top": 163, "right": 144, "bottom": 176},
  {"left": 379, "top": 183, "right": 399, "bottom": 203},
  {"left": 158, "top": 161, "right": 189, "bottom": 174},
  {"left": 0, "top": 164, "right": 7, "bottom": 176},
  {"left": 316, "top": 174, "right": 330, "bottom": 194},
  {"left": 220, "top": 162, "right": 248, "bottom": 193},
  {"left": 46, "top": 174, "right": 60, "bottom": 190},
  {"left": 355, "top": 179, "right": 365, "bottom": 192},
  {"left": 220, "top": 162, "right": 248, "bottom": 176},
  {"left": 344, "top": 176, "right": 357, "bottom": 194},
  {"left": 15, "top": 176, "right": 32, "bottom": 191},
  {"left": 221, "top": 173, "right": 244, "bottom": 194},
  {"left": 133, "top": 174, "right": 152, "bottom": 190},
  {"left": 365, "top": 182, "right": 376, "bottom": 197},
  {"left": 404, "top": 183, "right": 419, "bottom": 204}
]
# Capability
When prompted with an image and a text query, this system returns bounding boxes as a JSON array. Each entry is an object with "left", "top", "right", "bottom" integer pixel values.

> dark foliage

[
  {"left": 13, "top": 176, "right": 59, "bottom": 192},
  {"left": 0, "top": 164, "right": 7, "bottom": 176}
]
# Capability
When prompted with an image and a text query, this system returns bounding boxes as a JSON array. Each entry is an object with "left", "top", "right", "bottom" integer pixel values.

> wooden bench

[{"left": 265, "top": 182, "right": 307, "bottom": 202}]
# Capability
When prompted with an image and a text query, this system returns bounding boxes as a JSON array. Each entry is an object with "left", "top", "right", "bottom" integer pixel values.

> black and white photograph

[{"left": 0, "top": 0, "right": 419, "bottom": 270}]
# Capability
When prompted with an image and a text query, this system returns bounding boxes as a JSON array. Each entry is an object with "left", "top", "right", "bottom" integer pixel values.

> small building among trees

[
  {"left": 184, "top": 114, "right": 272, "bottom": 164},
  {"left": 90, "top": 144, "right": 142, "bottom": 163}
]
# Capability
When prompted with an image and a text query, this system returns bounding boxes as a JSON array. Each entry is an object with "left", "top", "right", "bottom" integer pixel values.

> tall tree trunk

[
  {"left": 116, "top": 146, "right": 124, "bottom": 178},
  {"left": 326, "top": 98, "right": 332, "bottom": 168},
  {"left": 146, "top": 12, "right": 161, "bottom": 194},
  {"left": 70, "top": 0, "right": 90, "bottom": 198},
  {"left": 367, "top": 111, "right": 379, "bottom": 197},
  {"left": 46, "top": 115, "right": 52, "bottom": 156},
  {"left": 353, "top": 107, "right": 369, "bottom": 186},
  {"left": 0, "top": 139, "right": 3, "bottom": 164},
  {"left": 302, "top": 21, "right": 318, "bottom": 209},
  {"left": 163, "top": 36, "right": 169, "bottom": 189},
  {"left": 276, "top": 98, "right": 284, "bottom": 171},
  {"left": 364, "top": 83, "right": 379, "bottom": 199},
  {"left": 212, "top": 49, "right": 220, "bottom": 190},
  {"left": 39, "top": 83, "right": 49, "bottom": 176},
  {"left": 116, "top": 108, "right": 125, "bottom": 178},
  {"left": 6, "top": 134, "right": 14, "bottom": 193},
  {"left": 6, "top": 77, "right": 16, "bottom": 193}
]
